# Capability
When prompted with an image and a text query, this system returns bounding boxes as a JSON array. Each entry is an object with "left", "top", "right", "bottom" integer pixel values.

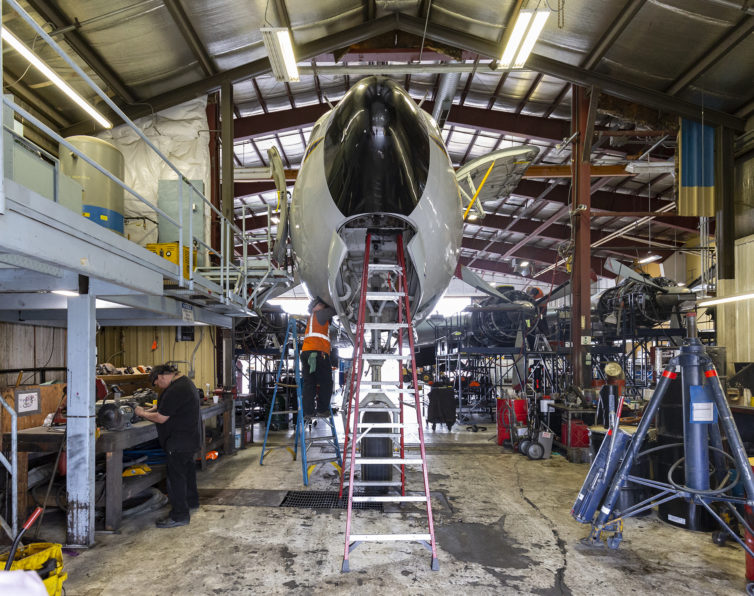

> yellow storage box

[
  {"left": 0, "top": 542, "right": 67, "bottom": 596},
  {"left": 146, "top": 242, "right": 197, "bottom": 279}
]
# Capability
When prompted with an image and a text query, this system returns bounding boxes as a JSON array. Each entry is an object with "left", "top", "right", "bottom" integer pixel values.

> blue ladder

[{"left": 259, "top": 316, "right": 342, "bottom": 485}]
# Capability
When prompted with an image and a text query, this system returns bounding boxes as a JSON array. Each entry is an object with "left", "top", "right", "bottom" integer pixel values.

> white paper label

[
  {"left": 181, "top": 302, "right": 194, "bottom": 322},
  {"left": 692, "top": 402, "right": 714, "bottom": 423},
  {"left": 601, "top": 506, "right": 611, "bottom": 515},
  {"left": 667, "top": 514, "right": 686, "bottom": 525},
  {"left": 577, "top": 493, "right": 584, "bottom": 501}
]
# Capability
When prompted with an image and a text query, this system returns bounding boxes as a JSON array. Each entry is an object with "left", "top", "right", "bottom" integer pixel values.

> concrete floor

[{"left": 48, "top": 422, "right": 748, "bottom": 595}]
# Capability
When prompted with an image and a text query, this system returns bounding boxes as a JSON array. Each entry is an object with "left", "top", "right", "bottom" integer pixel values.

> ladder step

[
  {"left": 362, "top": 353, "right": 409, "bottom": 360},
  {"left": 354, "top": 433, "right": 401, "bottom": 439},
  {"left": 352, "top": 496, "right": 427, "bottom": 503},
  {"left": 357, "top": 422, "right": 409, "bottom": 429},
  {"left": 349, "top": 533, "right": 432, "bottom": 542},
  {"left": 359, "top": 382, "right": 417, "bottom": 393},
  {"left": 359, "top": 406, "right": 401, "bottom": 412},
  {"left": 304, "top": 457, "right": 340, "bottom": 464},
  {"left": 366, "top": 291, "right": 404, "bottom": 300},
  {"left": 353, "top": 457, "right": 423, "bottom": 465},
  {"left": 270, "top": 409, "right": 299, "bottom": 415},
  {"left": 346, "top": 480, "right": 403, "bottom": 487},
  {"left": 368, "top": 264, "right": 401, "bottom": 272},
  {"left": 363, "top": 323, "right": 409, "bottom": 330}
]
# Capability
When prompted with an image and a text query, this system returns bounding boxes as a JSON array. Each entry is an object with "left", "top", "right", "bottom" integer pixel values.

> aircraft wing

[
  {"left": 604, "top": 257, "right": 668, "bottom": 292},
  {"left": 455, "top": 146, "right": 540, "bottom": 218}
]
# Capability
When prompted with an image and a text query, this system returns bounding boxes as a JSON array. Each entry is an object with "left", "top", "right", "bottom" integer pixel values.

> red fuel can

[
  {"left": 561, "top": 419, "right": 590, "bottom": 447},
  {"left": 497, "top": 398, "right": 528, "bottom": 445}
]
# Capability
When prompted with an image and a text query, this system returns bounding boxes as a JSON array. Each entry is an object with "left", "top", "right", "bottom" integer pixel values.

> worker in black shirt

[{"left": 135, "top": 364, "right": 201, "bottom": 528}]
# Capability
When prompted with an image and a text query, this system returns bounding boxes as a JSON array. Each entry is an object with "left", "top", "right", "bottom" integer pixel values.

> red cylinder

[{"left": 497, "top": 399, "right": 528, "bottom": 445}]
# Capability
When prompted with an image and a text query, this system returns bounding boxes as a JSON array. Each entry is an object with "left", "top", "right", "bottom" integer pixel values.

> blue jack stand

[{"left": 573, "top": 313, "right": 754, "bottom": 559}]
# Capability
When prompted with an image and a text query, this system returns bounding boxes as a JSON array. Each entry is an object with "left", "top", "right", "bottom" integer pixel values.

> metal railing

[
  {"left": 0, "top": 394, "right": 17, "bottom": 540},
  {"left": 1, "top": 0, "right": 251, "bottom": 310}
]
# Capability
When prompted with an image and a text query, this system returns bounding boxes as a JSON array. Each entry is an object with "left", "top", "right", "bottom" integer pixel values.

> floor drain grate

[{"left": 280, "top": 490, "right": 382, "bottom": 511}]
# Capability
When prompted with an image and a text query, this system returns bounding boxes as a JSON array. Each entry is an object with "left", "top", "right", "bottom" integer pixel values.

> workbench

[{"left": 3, "top": 399, "right": 233, "bottom": 532}]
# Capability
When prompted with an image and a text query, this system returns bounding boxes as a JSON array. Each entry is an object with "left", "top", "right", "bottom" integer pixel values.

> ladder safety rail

[
  {"left": 3, "top": 0, "right": 251, "bottom": 306},
  {"left": 340, "top": 232, "right": 439, "bottom": 572}
]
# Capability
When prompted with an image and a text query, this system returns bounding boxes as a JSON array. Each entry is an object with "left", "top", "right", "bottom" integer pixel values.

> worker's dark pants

[
  {"left": 166, "top": 450, "right": 199, "bottom": 521},
  {"left": 300, "top": 350, "right": 333, "bottom": 416}
]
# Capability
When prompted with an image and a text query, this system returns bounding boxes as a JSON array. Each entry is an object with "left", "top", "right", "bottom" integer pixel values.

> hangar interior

[{"left": 0, "top": 0, "right": 753, "bottom": 593}]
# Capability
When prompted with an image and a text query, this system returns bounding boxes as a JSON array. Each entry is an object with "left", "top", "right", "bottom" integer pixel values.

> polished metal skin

[{"left": 290, "top": 76, "right": 463, "bottom": 331}]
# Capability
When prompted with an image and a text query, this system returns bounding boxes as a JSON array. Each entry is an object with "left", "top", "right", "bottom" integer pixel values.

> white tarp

[{"left": 96, "top": 97, "right": 211, "bottom": 247}]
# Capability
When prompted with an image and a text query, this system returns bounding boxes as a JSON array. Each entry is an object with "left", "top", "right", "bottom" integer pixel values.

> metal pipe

[
  {"left": 298, "top": 63, "right": 492, "bottom": 75},
  {"left": 705, "top": 365, "right": 754, "bottom": 505}
]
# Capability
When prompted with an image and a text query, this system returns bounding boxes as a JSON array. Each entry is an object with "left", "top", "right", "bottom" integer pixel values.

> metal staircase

[{"left": 338, "top": 232, "right": 439, "bottom": 572}]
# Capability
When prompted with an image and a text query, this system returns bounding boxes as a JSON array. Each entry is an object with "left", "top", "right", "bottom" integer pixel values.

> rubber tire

[
  {"left": 527, "top": 442, "right": 545, "bottom": 460},
  {"left": 361, "top": 409, "right": 393, "bottom": 494},
  {"left": 518, "top": 439, "right": 532, "bottom": 456}
]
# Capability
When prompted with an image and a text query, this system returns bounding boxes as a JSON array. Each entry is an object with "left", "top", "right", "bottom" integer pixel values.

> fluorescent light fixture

[
  {"left": 52, "top": 290, "right": 79, "bottom": 297},
  {"left": 638, "top": 254, "right": 662, "bottom": 264},
  {"left": 500, "top": 9, "right": 550, "bottom": 69},
  {"left": 519, "top": 261, "right": 530, "bottom": 268},
  {"left": 261, "top": 27, "right": 299, "bottom": 82},
  {"left": 500, "top": 11, "right": 532, "bottom": 68},
  {"left": 699, "top": 292, "right": 754, "bottom": 307},
  {"left": 677, "top": 282, "right": 685, "bottom": 287},
  {"left": 1, "top": 28, "right": 112, "bottom": 129}
]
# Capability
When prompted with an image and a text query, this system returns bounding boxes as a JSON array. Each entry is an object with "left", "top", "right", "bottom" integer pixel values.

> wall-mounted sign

[{"left": 14, "top": 388, "right": 41, "bottom": 416}]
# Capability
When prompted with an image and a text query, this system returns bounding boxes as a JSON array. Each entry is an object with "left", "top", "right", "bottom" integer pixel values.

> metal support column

[
  {"left": 221, "top": 81, "right": 234, "bottom": 223},
  {"left": 715, "top": 126, "right": 734, "bottom": 280},
  {"left": 206, "top": 93, "right": 221, "bottom": 258},
  {"left": 570, "top": 85, "right": 593, "bottom": 387},
  {"left": 65, "top": 293, "right": 96, "bottom": 546},
  {"left": 222, "top": 324, "right": 236, "bottom": 453}
]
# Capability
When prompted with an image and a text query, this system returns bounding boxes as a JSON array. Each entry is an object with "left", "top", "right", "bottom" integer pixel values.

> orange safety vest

[{"left": 302, "top": 312, "right": 330, "bottom": 353}]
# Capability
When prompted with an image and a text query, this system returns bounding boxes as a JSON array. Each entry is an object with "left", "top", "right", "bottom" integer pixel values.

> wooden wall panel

[
  {"left": 96, "top": 326, "right": 218, "bottom": 393},
  {"left": 0, "top": 323, "right": 67, "bottom": 386}
]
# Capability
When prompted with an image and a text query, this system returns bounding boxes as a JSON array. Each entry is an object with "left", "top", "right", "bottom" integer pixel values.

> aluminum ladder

[
  {"left": 259, "top": 316, "right": 342, "bottom": 485},
  {"left": 338, "top": 232, "right": 439, "bottom": 572}
]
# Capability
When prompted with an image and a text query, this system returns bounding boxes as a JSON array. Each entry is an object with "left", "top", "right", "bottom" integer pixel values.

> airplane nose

[{"left": 324, "top": 77, "right": 430, "bottom": 218}]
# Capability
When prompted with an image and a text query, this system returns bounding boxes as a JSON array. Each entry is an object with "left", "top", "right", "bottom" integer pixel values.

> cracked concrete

[{"left": 39, "top": 424, "right": 749, "bottom": 595}]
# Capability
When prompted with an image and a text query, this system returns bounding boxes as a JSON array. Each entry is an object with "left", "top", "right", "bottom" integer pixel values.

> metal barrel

[{"left": 60, "top": 135, "right": 125, "bottom": 234}]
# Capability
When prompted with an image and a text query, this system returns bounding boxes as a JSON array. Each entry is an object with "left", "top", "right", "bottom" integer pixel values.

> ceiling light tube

[
  {"left": 1, "top": 27, "right": 112, "bottom": 129},
  {"left": 519, "top": 261, "right": 530, "bottom": 268},
  {"left": 698, "top": 292, "right": 754, "bottom": 307},
  {"left": 513, "top": 9, "right": 550, "bottom": 69},
  {"left": 261, "top": 27, "right": 299, "bottom": 82},
  {"left": 638, "top": 254, "right": 662, "bottom": 264},
  {"left": 499, "top": 10, "right": 533, "bottom": 69}
]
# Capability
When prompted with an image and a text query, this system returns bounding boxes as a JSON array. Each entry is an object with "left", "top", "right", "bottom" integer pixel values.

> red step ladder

[{"left": 338, "top": 232, "right": 439, "bottom": 572}]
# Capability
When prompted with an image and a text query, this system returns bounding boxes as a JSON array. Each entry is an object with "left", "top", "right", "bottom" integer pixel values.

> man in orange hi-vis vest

[{"left": 301, "top": 297, "right": 336, "bottom": 418}]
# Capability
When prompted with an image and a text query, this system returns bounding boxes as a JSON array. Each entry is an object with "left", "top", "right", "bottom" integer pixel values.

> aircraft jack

[
  {"left": 573, "top": 313, "right": 754, "bottom": 559},
  {"left": 259, "top": 317, "right": 342, "bottom": 485},
  {"left": 338, "top": 231, "right": 439, "bottom": 572}
]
